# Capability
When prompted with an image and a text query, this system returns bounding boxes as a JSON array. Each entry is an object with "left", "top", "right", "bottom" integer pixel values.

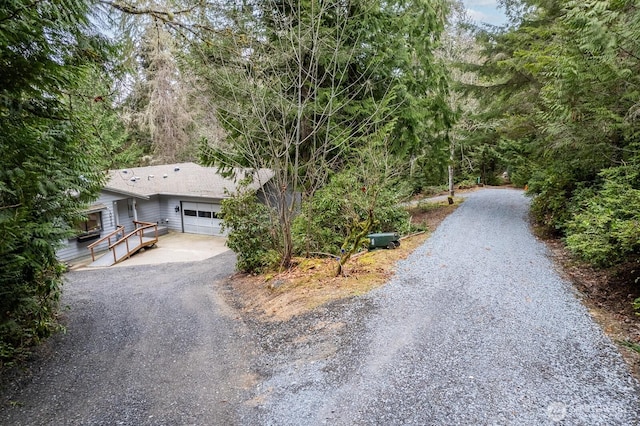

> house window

[
  {"left": 80, "top": 212, "right": 102, "bottom": 232},
  {"left": 76, "top": 212, "right": 102, "bottom": 241},
  {"left": 127, "top": 199, "right": 134, "bottom": 218}
]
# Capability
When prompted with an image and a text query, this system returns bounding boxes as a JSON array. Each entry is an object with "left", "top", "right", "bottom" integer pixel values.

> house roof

[{"left": 105, "top": 162, "right": 274, "bottom": 200}]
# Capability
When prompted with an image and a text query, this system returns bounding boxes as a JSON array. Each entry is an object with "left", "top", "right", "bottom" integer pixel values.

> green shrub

[
  {"left": 456, "top": 179, "right": 478, "bottom": 189},
  {"left": 633, "top": 297, "right": 640, "bottom": 316},
  {"left": 293, "top": 172, "right": 411, "bottom": 256},
  {"left": 292, "top": 183, "right": 346, "bottom": 256},
  {"left": 415, "top": 201, "right": 444, "bottom": 213},
  {"left": 508, "top": 168, "right": 532, "bottom": 188},
  {"left": 419, "top": 184, "right": 449, "bottom": 196},
  {"left": 565, "top": 167, "right": 640, "bottom": 267},
  {"left": 528, "top": 167, "right": 577, "bottom": 234},
  {"left": 220, "top": 188, "right": 280, "bottom": 273},
  {"left": 0, "top": 260, "right": 66, "bottom": 368}
]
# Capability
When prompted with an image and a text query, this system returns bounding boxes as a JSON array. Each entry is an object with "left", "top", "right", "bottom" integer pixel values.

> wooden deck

[{"left": 88, "top": 221, "right": 159, "bottom": 267}]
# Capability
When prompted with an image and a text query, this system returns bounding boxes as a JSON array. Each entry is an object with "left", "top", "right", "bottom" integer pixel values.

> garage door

[{"left": 181, "top": 202, "right": 223, "bottom": 235}]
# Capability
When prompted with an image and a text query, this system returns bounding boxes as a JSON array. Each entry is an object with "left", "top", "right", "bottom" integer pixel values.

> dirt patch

[
  {"left": 541, "top": 232, "right": 640, "bottom": 380},
  {"left": 405, "top": 185, "right": 481, "bottom": 203},
  {"left": 225, "top": 201, "right": 460, "bottom": 322},
  {"left": 407, "top": 200, "right": 460, "bottom": 231}
]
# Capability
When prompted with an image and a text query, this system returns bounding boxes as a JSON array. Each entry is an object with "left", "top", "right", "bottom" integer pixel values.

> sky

[{"left": 461, "top": 0, "right": 508, "bottom": 26}]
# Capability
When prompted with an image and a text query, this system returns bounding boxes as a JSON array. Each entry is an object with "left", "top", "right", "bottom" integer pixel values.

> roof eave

[
  {"left": 102, "top": 187, "right": 151, "bottom": 200},
  {"left": 157, "top": 192, "right": 227, "bottom": 200}
]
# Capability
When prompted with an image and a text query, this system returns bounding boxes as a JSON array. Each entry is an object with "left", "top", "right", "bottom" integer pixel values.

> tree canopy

[
  {"left": 464, "top": 0, "right": 640, "bottom": 266},
  {"left": 196, "top": 0, "right": 453, "bottom": 267},
  {"left": 0, "top": 0, "right": 120, "bottom": 364}
]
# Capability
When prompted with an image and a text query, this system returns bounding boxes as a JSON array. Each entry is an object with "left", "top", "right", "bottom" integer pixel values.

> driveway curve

[
  {"left": 0, "top": 251, "right": 255, "bottom": 425},
  {"left": 2, "top": 189, "right": 640, "bottom": 425},
  {"left": 242, "top": 188, "right": 640, "bottom": 425}
]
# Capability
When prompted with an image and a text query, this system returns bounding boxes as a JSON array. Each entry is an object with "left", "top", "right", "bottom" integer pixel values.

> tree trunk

[
  {"left": 280, "top": 187, "right": 294, "bottom": 269},
  {"left": 336, "top": 209, "right": 374, "bottom": 277},
  {"left": 282, "top": 225, "right": 293, "bottom": 268},
  {"left": 448, "top": 135, "right": 455, "bottom": 198}
]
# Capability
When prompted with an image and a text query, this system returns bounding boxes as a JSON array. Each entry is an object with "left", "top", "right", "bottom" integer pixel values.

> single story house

[{"left": 57, "top": 162, "right": 274, "bottom": 262}]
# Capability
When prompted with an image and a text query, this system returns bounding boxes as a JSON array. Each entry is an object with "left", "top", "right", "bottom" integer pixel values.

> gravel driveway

[
  {"left": 2, "top": 189, "right": 639, "bottom": 425},
  {"left": 239, "top": 188, "right": 640, "bottom": 425},
  {"left": 0, "top": 251, "right": 256, "bottom": 425}
]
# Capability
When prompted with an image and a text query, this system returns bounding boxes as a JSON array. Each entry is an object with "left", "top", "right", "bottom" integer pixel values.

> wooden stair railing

[
  {"left": 87, "top": 225, "right": 126, "bottom": 261},
  {"left": 107, "top": 221, "right": 158, "bottom": 264}
]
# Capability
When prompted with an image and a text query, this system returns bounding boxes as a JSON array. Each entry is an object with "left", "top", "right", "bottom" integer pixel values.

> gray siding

[
  {"left": 115, "top": 199, "right": 135, "bottom": 232},
  {"left": 57, "top": 191, "right": 228, "bottom": 263},
  {"left": 159, "top": 195, "right": 185, "bottom": 232},
  {"left": 136, "top": 195, "right": 161, "bottom": 224},
  {"left": 56, "top": 192, "right": 123, "bottom": 262},
  {"left": 257, "top": 181, "right": 301, "bottom": 214}
]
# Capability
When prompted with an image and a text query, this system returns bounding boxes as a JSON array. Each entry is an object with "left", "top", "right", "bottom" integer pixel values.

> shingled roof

[{"left": 105, "top": 162, "right": 274, "bottom": 200}]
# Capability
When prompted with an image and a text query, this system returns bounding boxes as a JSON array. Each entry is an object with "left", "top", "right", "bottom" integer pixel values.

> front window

[{"left": 76, "top": 212, "right": 102, "bottom": 240}]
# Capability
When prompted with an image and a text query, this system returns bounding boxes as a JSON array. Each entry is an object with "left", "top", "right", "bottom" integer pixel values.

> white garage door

[{"left": 182, "top": 202, "right": 223, "bottom": 235}]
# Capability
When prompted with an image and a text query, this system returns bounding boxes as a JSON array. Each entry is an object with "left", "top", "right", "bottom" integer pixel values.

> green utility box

[{"left": 367, "top": 232, "right": 400, "bottom": 250}]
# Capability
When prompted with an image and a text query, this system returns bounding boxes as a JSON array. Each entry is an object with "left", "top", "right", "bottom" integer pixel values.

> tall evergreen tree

[
  {"left": 471, "top": 0, "right": 640, "bottom": 265},
  {"left": 197, "top": 0, "right": 452, "bottom": 268},
  {"left": 0, "top": 0, "right": 114, "bottom": 364}
]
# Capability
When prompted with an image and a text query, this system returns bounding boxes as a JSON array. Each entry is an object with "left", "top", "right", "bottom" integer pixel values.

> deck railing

[
  {"left": 107, "top": 221, "right": 158, "bottom": 264},
  {"left": 87, "top": 225, "right": 126, "bottom": 261}
]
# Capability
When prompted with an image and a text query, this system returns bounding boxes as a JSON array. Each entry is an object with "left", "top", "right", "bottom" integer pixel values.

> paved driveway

[
  {"left": 241, "top": 189, "right": 640, "bottom": 425},
  {"left": 3, "top": 191, "right": 640, "bottom": 425},
  {"left": 0, "top": 251, "right": 254, "bottom": 425},
  {"left": 71, "top": 232, "right": 230, "bottom": 270}
]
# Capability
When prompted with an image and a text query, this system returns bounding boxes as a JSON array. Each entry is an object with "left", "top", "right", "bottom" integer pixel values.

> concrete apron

[{"left": 70, "top": 232, "right": 230, "bottom": 270}]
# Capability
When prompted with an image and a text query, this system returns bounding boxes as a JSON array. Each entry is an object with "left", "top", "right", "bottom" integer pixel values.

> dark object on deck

[{"left": 367, "top": 232, "right": 400, "bottom": 250}]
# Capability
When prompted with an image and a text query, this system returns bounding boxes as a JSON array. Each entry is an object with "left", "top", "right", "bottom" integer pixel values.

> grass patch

[
  {"left": 410, "top": 197, "right": 464, "bottom": 214},
  {"left": 620, "top": 339, "right": 640, "bottom": 354}
]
